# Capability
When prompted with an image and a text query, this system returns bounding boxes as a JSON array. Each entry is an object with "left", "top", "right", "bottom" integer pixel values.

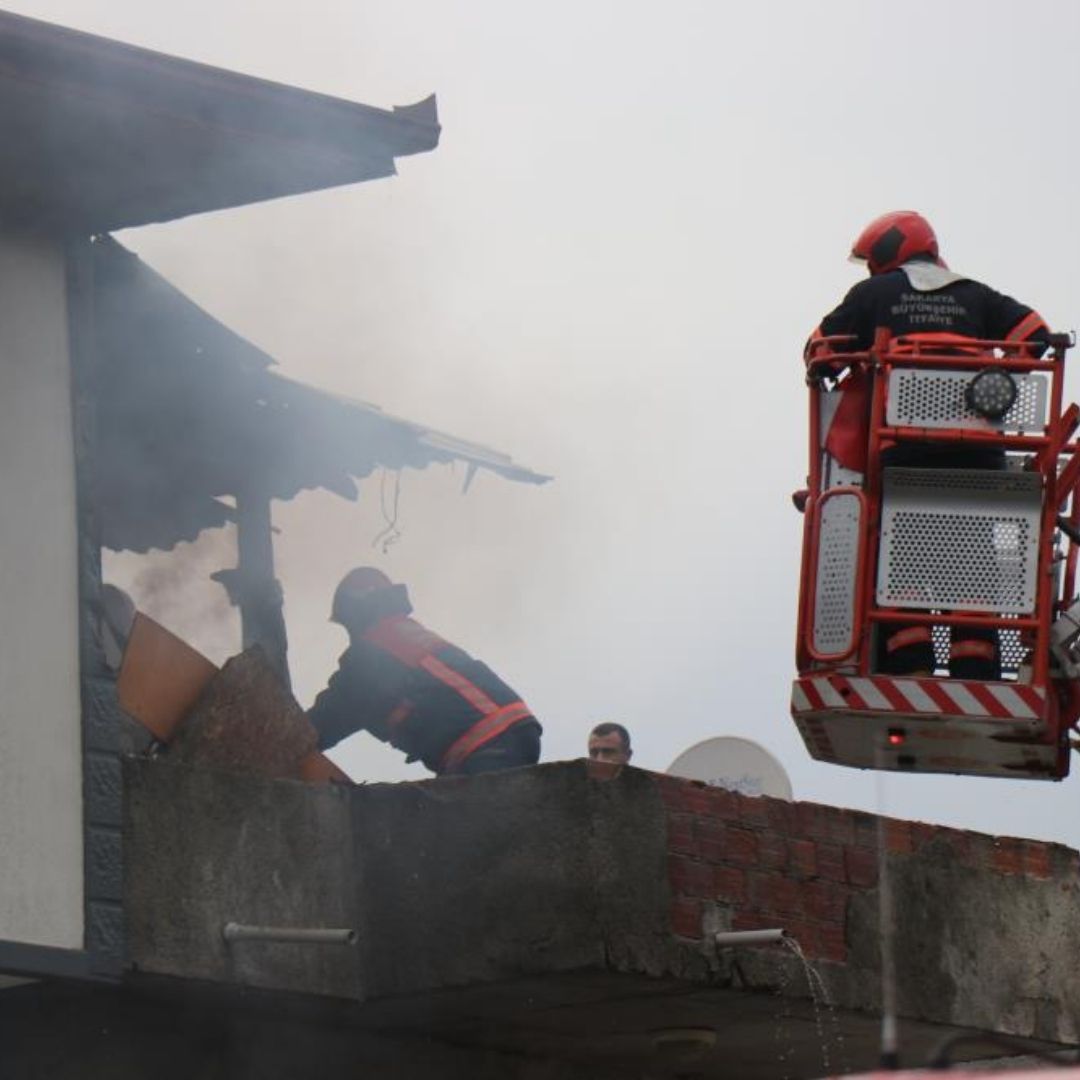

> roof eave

[{"left": 0, "top": 10, "right": 440, "bottom": 232}]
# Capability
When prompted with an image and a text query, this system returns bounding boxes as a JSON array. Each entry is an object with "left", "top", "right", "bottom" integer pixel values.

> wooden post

[{"left": 234, "top": 486, "right": 291, "bottom": 688}]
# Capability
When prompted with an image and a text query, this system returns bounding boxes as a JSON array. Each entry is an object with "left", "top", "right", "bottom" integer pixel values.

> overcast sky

[{"left": 12, "top": 0, "right": 1080, "bottom": 846}]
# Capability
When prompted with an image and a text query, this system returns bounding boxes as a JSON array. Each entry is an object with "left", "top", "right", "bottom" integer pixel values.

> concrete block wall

[
  {"left": 656, "top": 773, "right": 1078, "bottom": 965},
  {"left": 123, "top": 759, "right": 1080, "bottom": 1045}
]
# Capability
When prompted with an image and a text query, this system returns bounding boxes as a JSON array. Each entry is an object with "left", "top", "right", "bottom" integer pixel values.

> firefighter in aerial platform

[
  {"left": 809, "top": 210, "right": 1052, "bottom": 679},
  {"left": 308, "top": 567, "right": 542, "bottom": 775}
]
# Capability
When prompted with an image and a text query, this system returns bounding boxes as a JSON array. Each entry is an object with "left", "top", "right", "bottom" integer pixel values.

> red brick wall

[{"left": 655, "top": 773, "right": 1070, "bottom": 963}]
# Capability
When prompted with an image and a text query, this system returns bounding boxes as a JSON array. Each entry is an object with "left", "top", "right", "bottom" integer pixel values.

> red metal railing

[{"left": 798, "top": 333, "right": 1079, "bottom": 702}]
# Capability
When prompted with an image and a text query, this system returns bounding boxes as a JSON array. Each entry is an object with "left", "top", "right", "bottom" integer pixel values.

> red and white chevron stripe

[{"left": 791, "top": 674, "right": 1046, "bottom": 721}]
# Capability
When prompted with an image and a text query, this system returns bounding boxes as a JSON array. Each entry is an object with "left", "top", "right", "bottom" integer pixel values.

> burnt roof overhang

[
  {"left": 0, "top": 10, "right": 440, "bottom": 233},
  {"left": 90, "top": 237, "right": 549, "bottom": 553}
]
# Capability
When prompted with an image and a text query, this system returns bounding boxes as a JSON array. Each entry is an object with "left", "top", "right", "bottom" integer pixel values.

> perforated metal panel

[
  {"left": 813, "top": 491, "right": 862, "bottom": 655},
  {"left": 823, "top": 456, "right": 863, "bottom": 490},
  {"left": 930, "top": 623, "right": 1024, "bottom": 676},
  {"left": 886, "top": 368, "right": 1048, "bottom": 431},
  {"left": 877, "top": 468, "right": 1042, "bottom": 614}
]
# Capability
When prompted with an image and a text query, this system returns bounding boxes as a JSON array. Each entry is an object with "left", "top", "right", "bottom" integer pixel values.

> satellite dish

[{"left": 667, "top": 737, "right": 793, "bottom": 801}]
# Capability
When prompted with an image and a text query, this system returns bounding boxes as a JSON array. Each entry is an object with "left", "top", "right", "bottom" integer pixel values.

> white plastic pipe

[
  {"left": 714, "top": 929, "right": 787, "bottom": 947},
  {"left": 223, "top": 922, "right": 357, "bottom": 946}
]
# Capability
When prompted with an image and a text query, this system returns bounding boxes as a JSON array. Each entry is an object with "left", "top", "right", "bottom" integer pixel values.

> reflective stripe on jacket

[{"left": 308, "top": 589, "right": 537, "bottom": 774}]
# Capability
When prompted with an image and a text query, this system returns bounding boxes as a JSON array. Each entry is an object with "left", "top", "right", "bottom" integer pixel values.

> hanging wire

[{"left": 372, "top": 468, "right": 403, "bottom": 553}]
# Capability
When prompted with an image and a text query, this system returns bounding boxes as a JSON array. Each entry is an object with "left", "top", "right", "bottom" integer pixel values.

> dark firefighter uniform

[
  {"left": 811, "top": 257, "right": 1051, "bottom": 680},
  {"left": 815, "top": 259, "right": 1049, "bottom": 353},
  {"left": 308, "top": 576, "right": 541, "bottom": 775}
]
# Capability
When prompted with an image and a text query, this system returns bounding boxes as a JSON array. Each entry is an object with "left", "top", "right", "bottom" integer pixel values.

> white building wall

[{"left": 0, "top": 230, "right": 84, "bottom": 950}]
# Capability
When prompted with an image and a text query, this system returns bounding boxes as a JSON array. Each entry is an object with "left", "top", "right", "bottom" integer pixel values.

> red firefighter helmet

[
  {"left": 331, "top": 566, "right": 393, "bottom": 623},
  {"left": 850, "top": 211, "right": 939, "bottom": 275}
]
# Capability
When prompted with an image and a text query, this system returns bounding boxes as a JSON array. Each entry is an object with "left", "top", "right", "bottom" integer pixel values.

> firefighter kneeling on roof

[{"left": 308, "top": 567, "right": 541, "bottom": 775}]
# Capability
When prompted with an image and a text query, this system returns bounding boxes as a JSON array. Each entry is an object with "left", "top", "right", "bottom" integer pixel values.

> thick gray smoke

[
  {"left": 18, "top": 0, "right": 1080, "bottom": 841},
  {"left": 105, "top": 528, "right": 239, "bottom": 667}
]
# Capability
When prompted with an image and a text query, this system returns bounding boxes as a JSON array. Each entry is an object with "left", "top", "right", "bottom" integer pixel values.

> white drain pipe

[
  {"left": 714, "top": 928, "right": 787, "bottom": 946},
  {"left": 223, "top": 922, "right": 357, "bottom": 946}
]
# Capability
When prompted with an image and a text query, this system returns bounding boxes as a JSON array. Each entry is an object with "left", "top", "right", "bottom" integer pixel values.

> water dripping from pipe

[
  {"left": 781, "top": 934, "right": 850, "bottom": 1077},
  {"left": 771, "top": 939, "right": 798, "bottom": 1080}
]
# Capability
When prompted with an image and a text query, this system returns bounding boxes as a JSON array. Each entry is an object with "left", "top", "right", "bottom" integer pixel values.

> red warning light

[{"left": 887, "top": 729, "right": 906, "bottom": 747}]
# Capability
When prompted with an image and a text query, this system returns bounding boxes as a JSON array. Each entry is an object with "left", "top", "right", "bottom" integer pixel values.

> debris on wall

[{"left": 117, "top": 612, "right": 348, "bottom": 784}]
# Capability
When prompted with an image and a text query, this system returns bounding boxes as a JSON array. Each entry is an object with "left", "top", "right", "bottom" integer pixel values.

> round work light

[{"left": 965, "top": 367, "right": 1017, "bottom": 420}]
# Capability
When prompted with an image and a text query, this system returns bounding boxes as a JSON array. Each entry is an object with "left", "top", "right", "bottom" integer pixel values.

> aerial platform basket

[{"left": 792, "top": 332, "right": 1080, "bottom": 779}]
